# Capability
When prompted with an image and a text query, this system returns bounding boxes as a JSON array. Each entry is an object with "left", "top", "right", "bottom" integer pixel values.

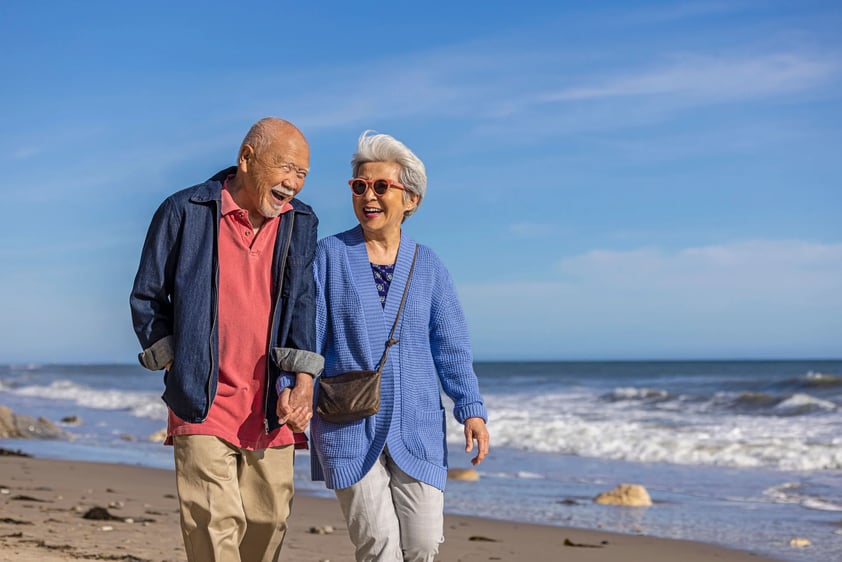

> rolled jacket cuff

[
  {"left": 271, "top": 347, "right": 324, "bottom": 378},
  {"left": 138, "top": 336, "right": 174, "bottom": 371}
]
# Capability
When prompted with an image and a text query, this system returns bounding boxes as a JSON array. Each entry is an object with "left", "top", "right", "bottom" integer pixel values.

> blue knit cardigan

[{"left": 310, "top": 226, "right": 488, "bottom": 491}]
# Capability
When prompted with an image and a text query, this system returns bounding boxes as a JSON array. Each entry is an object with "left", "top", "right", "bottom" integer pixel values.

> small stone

[
  {"left": 101, "top": 525, "right": 113, "bottom": 532},
  {"left": 82, "top": 506, "right": 123, "bottom": 521}
]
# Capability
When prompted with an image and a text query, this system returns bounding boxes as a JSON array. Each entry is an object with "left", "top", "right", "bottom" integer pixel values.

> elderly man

[{"left": 130, "top": 117, "right": 323, "bottom": 562}]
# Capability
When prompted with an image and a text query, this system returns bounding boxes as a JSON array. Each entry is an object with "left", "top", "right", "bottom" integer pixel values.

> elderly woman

[{"left": 309, "top": 131, "right": 490, "bottom": 561}]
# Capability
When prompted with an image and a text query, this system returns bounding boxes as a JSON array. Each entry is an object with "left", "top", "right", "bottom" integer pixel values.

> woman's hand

[
  {"left": 277, "top": 373, "right": 314, "bottom": 432},
  {"left": 464, "top": 417, "right": 489, "bottom": 466}
]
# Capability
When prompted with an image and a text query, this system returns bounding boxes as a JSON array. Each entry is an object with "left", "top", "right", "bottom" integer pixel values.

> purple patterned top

[{"left": 371, "top": 263, "right": 395, "bottom": 308}]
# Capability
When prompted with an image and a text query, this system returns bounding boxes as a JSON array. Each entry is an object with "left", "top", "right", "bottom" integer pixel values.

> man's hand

[
  {"left": 276, "top": 373, "right": 314, "bottom": 432},
  {"left": 464, "top": 417, "right": 490, "bottom": 466}
]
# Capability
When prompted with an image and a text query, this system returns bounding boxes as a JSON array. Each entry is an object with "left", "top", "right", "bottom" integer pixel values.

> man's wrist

[{"left": 294, "top": 372, "right": 315, "bottom": 388}]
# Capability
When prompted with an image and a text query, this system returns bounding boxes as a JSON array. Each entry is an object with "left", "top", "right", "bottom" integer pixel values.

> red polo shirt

[{"left": 167, "top": 180, "right": 306, "bottom": 450}]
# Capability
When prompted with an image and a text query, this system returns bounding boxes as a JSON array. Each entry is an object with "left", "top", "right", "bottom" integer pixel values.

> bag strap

[{"left": 375, "top": 244, "right": 419, "bottom": 373}]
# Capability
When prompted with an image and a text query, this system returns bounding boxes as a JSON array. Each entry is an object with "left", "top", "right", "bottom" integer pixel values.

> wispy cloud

[
  {"left": 540, "top": 54, "right": 836, "bottom": 104},
  {"left": 557, "top": 240, "right": 842, "bottom": 289},
  {"left": 460, "top": 240, "right": 842, "bottom": 359}
]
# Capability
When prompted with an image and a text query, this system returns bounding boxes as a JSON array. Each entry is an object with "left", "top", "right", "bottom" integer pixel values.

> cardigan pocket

[
  {"left": 317, "top": 419, "right": 370, "bottom": 460},
  {"left": 402, "top": 407, "right": 446, "bottom": 464}
]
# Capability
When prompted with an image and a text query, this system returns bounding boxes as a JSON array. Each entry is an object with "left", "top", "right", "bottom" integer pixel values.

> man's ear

[{"left": 238, "top": 144, "right": 255, "bottom": 172}]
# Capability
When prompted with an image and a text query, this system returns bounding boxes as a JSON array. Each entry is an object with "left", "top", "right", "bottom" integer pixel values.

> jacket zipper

[
  {"left": 264, "top": 212, "right": 295, "bottom": 434},
  {"left": 204, "top": 198, "right": 220, "bottom": 422}
]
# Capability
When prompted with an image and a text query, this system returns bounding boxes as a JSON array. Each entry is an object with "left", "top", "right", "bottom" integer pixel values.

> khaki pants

[{"left": 173, "top": 435, "right": 295, "bottom": 562}]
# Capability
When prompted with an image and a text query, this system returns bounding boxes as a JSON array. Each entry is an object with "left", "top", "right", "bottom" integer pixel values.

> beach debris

[
  {"left": 563, "top": 538, "right": 604, "bottom": 548},
  {"left": 101, "top": 525, "right": 114, "bottom": 531},
  {"left": 468, "top": 535, "right": 497, "bottom": 542},
  {"left": 0, "top": 517, "right": 33, "bottom": 525},
  {"left": 594, "top": 483, "right": 652, "bottom": 507},
  {"left": 308, "top": 525, "right": 335, "bottom": 535},
  {"left": 0, "top": 447, "right": 31, "bottom": 457},
  {"left": 82, "top": 506, "right": 124, "bottom": 521},
  {"left": 60, "top": 415, "right": 82, "bottom": 426},
  {"left": 447, "top": 468, "right": 479, "bottom": 481},
  {"left": 789, "top": 537, "right": 811, "bottom": 548},
  {"left": 11, "top": 494, "right": 49, "bottom": 502},
  {"left": 0, "top": 406, "right": 67, "bottom": 440},
  {"left": 148, "top": 428, "right": 168, "bottom": 442}
]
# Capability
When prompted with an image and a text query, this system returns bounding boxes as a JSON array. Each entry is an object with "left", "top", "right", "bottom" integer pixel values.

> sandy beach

[{"left": 0, "top": 453, "right": 786, "bottom": 562}]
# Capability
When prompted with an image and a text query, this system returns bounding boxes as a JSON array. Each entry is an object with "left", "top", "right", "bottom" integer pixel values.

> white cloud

[
  {"left": 460, "top": 240, "right": 842, "bottom": 359},
  {"left": 559, "top": 240, "right": 842, "bottom": 292},
  {"left": 540, "top": 54, "right": 835, "bottom": 104}
]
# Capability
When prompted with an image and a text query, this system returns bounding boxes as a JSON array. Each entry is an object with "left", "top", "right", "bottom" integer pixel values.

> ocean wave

[
  {"left": 605, "top": 387, "right": 671, "bottom": 401},
  {"left": 708, "top": 390, "right": 837, "bottom": 416},
  {"left": 447, "top": 392, "right": 842, "bottom": 471},
  {"left": 804, "top": 371, "right": 842, "bottom": 387},
  {"left": 762, "top": 482, "right": 842, "bottom": 511},
  {"left": 774, "top": 393, "right": 837, "bottom": 414},
  {"left": 5, "top": 380, "right": 167, "bottom": 421}
]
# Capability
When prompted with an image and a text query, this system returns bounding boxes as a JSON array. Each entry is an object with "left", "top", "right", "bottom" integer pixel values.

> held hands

[
  {"left": 464, "top": 417, "right": 490, "bottom": 466},
  {"left": 276, "top": 373, "right": 314, "bottom": 432}
]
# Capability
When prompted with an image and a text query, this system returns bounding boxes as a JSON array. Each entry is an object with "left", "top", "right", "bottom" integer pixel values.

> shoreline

[{"left": 0, "top": 455, "right": 787, "bottom": 562}]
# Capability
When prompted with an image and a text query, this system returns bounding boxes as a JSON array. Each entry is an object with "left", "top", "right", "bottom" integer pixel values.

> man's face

[{"left": 240, "top": 134, "right": 310, "bottom": 219}]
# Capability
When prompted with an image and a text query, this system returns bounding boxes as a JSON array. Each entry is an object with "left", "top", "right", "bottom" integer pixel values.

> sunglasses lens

[
  {"left": 373, "top": 180, "right": 390, "bottom": 196},
  {"left": 351, "top": 180, "right": 368, "bottom": 196}
]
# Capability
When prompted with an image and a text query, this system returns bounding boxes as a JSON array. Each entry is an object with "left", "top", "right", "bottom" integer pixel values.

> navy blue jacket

[{"left": 130, "top": 167, "right": 323, "bottom": 429}]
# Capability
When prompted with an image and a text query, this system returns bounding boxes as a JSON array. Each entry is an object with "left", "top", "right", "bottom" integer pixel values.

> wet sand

[{"left": 0, "top": 455, "right": 785, "bottom": 561}]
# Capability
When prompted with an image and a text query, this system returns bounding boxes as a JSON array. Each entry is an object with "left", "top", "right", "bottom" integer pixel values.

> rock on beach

[
  {"left": 594, "top": 483, "right": 653, "bottom": 507},
  {"left": 0, "top": 405, "right": 67, "bottom": 439}
]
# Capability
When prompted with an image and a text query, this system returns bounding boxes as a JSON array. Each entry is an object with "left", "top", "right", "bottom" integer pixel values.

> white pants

[{"left": 335, "top": 449, "right": 444, "bottom": 562}]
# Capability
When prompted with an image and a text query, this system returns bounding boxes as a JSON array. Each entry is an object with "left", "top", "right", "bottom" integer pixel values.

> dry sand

[{"left": 0, "top": 454, "right": 785, "bottom": 562}]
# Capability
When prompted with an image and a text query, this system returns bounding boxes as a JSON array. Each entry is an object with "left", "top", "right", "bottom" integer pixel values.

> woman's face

[{"left": 353, "top": 161, "right": 417, "bottom": 239}]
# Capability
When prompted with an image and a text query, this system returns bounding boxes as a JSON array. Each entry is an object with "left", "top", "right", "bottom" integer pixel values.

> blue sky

[{"left": 1, "top": 1, "right": 840, "bottom": 363}]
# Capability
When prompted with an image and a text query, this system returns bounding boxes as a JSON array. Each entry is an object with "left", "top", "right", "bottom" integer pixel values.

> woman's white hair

[{"left": 351, "top": 130, "right": 427, "bottom": 218}]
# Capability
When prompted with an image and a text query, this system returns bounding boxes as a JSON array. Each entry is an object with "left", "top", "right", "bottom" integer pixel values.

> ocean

[{"left": 1, "top": 360, "right": 840, "bottom": 562}]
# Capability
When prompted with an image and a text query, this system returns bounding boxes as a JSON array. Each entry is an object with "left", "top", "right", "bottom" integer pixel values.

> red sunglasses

[{"left": 349, "top": 178, "right": 406, "bottom": 197}]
